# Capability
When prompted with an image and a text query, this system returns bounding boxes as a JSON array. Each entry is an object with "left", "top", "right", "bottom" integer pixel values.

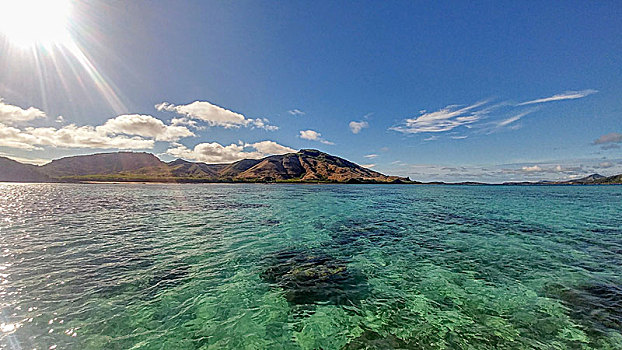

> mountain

[
  {"left": 2, "top": 151, "right": 620, "bottom": 184},
  {"left": 0, "top": 157, "right": 51, "bottom": 182},
  {"left": 233, "top": 149, "right": 400, "bottom": 182},
  {"left": 0, "top": 150, "right": 409, "bottom": 183},
  {"left": 502, "top": 173, "right": 622, "bottom": 185},
  {"left": 595, "top": 174, "right": 622, "bottom": 184},
  {"left": 42, "top": 152, "right": 163, "bottom": 177},
  {"left": 561, "top": 173, "right": 621, "bottom": 185}
]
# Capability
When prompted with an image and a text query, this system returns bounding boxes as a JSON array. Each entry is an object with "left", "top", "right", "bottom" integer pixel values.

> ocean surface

[{"left": 1, "top": 183, "right": 621, "bottom": 349}]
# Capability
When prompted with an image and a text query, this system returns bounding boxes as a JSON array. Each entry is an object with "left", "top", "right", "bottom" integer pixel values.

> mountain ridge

[
  {"left": 1, "top": 151, "right": 620, "bottom": 184},
  {"left": 0, "top": 150, "right": 410, "bottom": 184}
]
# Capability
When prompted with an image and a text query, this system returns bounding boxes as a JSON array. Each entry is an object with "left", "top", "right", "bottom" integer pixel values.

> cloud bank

[
  {"left": 99, "top": 114, "right": 195, "bottom": 141},
  {"left": 0, "top": 123, "right": 154, "bottom": 150},
  {"left": 0, "top": 105, "right": 194, "bottom": 150},
  {"left": 166, "top": 141, "right": 295, "bottom": 163},
  {"left": 384, "top": 158, "right": 622, "bottom": 183}
]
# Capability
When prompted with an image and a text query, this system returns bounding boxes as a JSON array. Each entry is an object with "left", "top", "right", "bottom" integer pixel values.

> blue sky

[{"left": 0, "top": 0, "right": 620, "bottom": 182}]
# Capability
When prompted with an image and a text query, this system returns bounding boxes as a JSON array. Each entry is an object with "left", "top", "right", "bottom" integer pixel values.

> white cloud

[
  {"left": 299, "top": 129, "right": 334, "bottom": 145},
  {"left": 0, "top": 98, "right": 47, "bottom": 124},
  {"left": 450, "top": 135, "right": 467, "bottom": 139},
  {"left": 156, "top": 101, "right": 278, "bottom": 130},
  {"left": 0, "top": 123, "right": 40, "bottom": 150},
  {"left": 299, "top": 130, "right": 321, "bottom": 141},
  {"left": 0, "top": 123, "right": 154, "bottom": 150},
  {"left": 27, "top": 124, "right": 154, "bottom": 149},
  {"left": 364, "top": 154, "right": 378, "bottom": 159},
  {"left": 55, "top": 116, "right": 65, "bottom": 123},
  {"left": 521, "top": 165, "right": 543, "bottom": 172},
  {"left": 360, "top": 164, "right": 376, "bottom": 169},
  {"left": 349, "top": 121, "right": 369, "bottom": 134},
  {"left": 288, "top": 109, "right": 305, "bottom": 116},
  {"left": 250, "top": 140, "right": 296, "bottom": 155},
  {"left": 0, "top": 112, "right": 196, "bottom": 151},
  {"left": 166, "top": 140, "right": 295, "bottom": 163},
  {"left": 98, "top": 114, "right": 194, "bottom": 141},
  {"left": 518, "top": 89, "right": 597, "bottom": 106},
  {"left": 390, "top": 101, "right": 488, "bottom": 134},
  {"left": 250, "top": 118, "right": 279, "bottom": 131}
]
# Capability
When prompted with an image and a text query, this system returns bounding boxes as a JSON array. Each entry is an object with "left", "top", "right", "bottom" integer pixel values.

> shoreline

[{"left": 1, "top": 180, "right": 620, "bottom": 186}]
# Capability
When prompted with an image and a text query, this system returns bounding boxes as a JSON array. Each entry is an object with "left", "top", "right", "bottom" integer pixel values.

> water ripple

[{"left": 1, "top": 183, "right": 621, "bottom": 349}]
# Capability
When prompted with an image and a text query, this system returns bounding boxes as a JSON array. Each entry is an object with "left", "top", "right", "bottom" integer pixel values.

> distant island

[{"left": 0, "top": 150, "right": 620, "bottom": 185}]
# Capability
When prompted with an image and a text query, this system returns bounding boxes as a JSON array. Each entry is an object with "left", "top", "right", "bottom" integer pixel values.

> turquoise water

[{"left": 1, "top": 183, "right": 621, "bottom": 349}]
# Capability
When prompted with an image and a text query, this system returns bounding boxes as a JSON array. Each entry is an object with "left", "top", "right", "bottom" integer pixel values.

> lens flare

[
  {"left": 0, "top": 0, "right": 72, "bottom": 48},
  {"left": 0, "top": 0, "right": 127, "bottom": 114}
]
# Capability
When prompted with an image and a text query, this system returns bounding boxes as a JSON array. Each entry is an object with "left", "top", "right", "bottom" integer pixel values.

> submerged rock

[
  {"left": 329, "top": 218, "right": 403, "bottom": 247},
  {"left": 546, "top": 282, "right": 622, "bottom": 333},
  {"left": 262, "top": 219, "right": 281, "bottom": 226},
  {"left": 262, "top": 249, "right": 368, "bottom": 305}
]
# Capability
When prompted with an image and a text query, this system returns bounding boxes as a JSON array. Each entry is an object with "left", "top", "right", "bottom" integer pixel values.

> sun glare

[{"left": 0, "top": 0, "right": 72, "bottom": 48}]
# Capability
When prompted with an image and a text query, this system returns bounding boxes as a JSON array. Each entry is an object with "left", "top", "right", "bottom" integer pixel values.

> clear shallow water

[{"left": 0, "top": 183, "right": 621, "bottom": 350}]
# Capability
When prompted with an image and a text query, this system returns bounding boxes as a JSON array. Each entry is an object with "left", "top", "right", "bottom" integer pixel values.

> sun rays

[{"left": 0, "top": 0, "right": 126, "bottom": 114}]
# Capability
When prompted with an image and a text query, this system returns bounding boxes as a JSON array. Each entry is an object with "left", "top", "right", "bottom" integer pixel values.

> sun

[{"left": 0, "top": 0, "right": 72, "bottom": 48}]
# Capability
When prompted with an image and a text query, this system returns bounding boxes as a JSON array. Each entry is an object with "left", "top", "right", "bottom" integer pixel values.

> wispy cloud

[
  {"left": 592, "top": 132, "right": 622, "bottom": 150},
  {"left": 349, "top": 120, "right": 369, "bottom": 134},
  {"left": 495, "top": 110, "right": 535, "bottom": 128},
  {"left": 364, "top": 154, "right": 378, "bottom": 159},
  {"left": 156, "top": 101, "right": 278, "bottom": 130},
  {"left": 299, "top": 129, "right": 334, "bottom": 145},
  {"left": 288, "top": 109, "right": 305, "bottom": 116},
  {"left": 390, "top": 100, "right": 489, "bottom": 134},
  {"left": 391, "top": 89, "right": 596, "bottom": 137},
  {"left": 517, "top": 89, "right": 597, "bottom": 106},
  {"left": 593, "top": 132, "right": 622, "bottom": 145}
]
